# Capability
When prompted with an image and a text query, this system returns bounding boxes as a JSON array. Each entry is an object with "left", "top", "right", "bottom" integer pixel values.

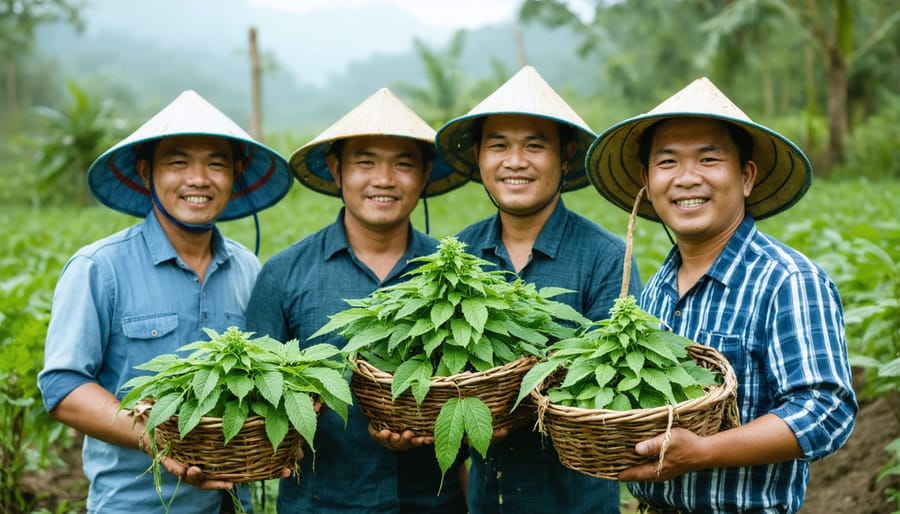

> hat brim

[
  {"left": 289, "top": 135, "right": 463, "bottom": 198},
  {"left": 586, "top": 112, "right": 813, "bottom": 221},
  {"left": 88, "top": 133, "right": 293, "bottom": 221},
  {"left": 435, "top": 112, "right": 596, "bottom": 193}
]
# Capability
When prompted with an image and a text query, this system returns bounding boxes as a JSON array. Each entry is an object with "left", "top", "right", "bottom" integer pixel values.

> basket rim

[
  {"left": 530, "top": 343, "right": 737, "bottom": 421},
  {"left": 353, "top": 355, "right": 538, "bottom": 387}
]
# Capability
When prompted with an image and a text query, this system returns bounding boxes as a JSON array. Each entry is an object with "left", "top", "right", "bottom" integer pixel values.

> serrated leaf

[
  {"left": 430, "top": 301, "right": 455, "bottom": 327},
  {"left": 441, "top": 344, "right": 468, "bottom": 376},
  {"left": 226, "top": 374, "right": 254, "bottom": 401},
  {"left": 461, "top": 298, "right": 488, "bottom": 335},
  {"left": 561, "top": 360, "right": 597, "bottom": 388},
  {"left": 222, "top": 400, "right": 249, "bottom": 444},
  {"left": 515, "top": 359, "right": 562, "bottom": 408},
  {"left": 302, "top": 367, "right": 353, "bottom": 406},
  {"left": 392, "top": 357, "right": 431, "bottom": 400},
  {"left": 462, "top": 397, "right": 492, "bottom": 458},
  {"left": 191, "top": 367, "right": 220, "bottom": 400},
  {"left": 449, "top": 318, "right": 472, "bottom": 348},
  {"left": 594, "top": 364, "right": 617, "bottom": 388},
  {"left": 608, "top": 393, "right": 634, "bottom": 411},
  {"left": 434, "top": 398, "right": 465, "bottom": 488},
  {"left": 264, "top": 408, "right": 290, "bottom": 451},
  {"left": 283, "top": 390, "right": 317, "bottom": 446},
  {"left": 593, "top": 388, "right": 615, "bottom": 409},
  {"left": 145, "top": 392, "right": 183, "bottom": 432},
  {"left": 625, "top": 351, "right": 646, "bottom": 376}
]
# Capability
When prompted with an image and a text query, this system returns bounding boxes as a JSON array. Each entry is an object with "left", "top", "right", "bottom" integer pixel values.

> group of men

[{"left": 37, "top": 65, "right": 857, "bottom": 514}]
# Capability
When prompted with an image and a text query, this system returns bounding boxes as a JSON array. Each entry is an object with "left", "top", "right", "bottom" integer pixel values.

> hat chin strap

[{"left": 149, "top": 177, "right": 216, "bottom": 233}]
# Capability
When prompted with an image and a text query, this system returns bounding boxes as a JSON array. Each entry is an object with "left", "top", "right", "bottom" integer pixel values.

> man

[
  {"left": 586, "top": 77, "right": 858, "bottom": 513},
  {"left": 37, "top": 90, "right": 294, "bottom": 513},
  {"left": 435, "top": 65, "right": 640, "bottom": 514},
  {"left": 245, "top": 88, "right": 468, "bottom": 513}
]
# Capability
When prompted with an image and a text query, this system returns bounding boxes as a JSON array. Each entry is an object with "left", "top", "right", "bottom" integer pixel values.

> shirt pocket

[
  {"left": 695, "top": 330, "right": 746, "bottom": 377},
  {"left": 121, "top": 313, "right": 180, "bottom": 369}
]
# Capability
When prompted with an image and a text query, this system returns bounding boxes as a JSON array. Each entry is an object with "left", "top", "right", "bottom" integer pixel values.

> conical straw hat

[
  {"left": 289, "top": 88, "right": 463, "bottom": 198},
  {"left": 586, "top": 77, "right": 812, "bottom": 221},
  {"left": 87, "top": 90, "right": 293, "bottom": 221},
  {"left": 435, "top": 65, "right": 596, "bottom": 192}
]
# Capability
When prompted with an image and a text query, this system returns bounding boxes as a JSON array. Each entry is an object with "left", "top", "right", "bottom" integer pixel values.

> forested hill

[{"left": 35, "top": 0, "right": 591, "bottom": 134}]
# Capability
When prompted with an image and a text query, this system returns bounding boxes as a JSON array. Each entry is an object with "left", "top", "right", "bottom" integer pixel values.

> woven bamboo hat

[
  {"left": 586, "top": 77, "right": 813, "bottom": 221},
  {"left": 87, "top": 90, "right": 293, "bottom": 221},
  {"left": 289, "top": 88, "right": 463, "bottom": 198},
  {"left": 435, "top": 65, "right": 596, "bottom": 192}
]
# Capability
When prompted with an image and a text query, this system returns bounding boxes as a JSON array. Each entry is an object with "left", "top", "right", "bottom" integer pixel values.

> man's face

[
  {"left": 327, "top": 135, "right": 430, "bottom": 233},
  {"left": 139, "top": 135, "right": 238, "bottom": 226},
  {"left": 476, "top": 114, "right": 565, "bottom": 217},
  {"left": 642, "top": 117, "right": 756, "bottom": 246}
]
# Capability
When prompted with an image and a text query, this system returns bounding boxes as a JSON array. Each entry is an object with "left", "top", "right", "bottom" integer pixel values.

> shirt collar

[
  {"left": 142, "top": 211, "right": 230, "bottom": 266},
  {"left": 663, "top": 214, "right": 757, "bottom": 289},
  {"left": 478, "top": 198, "right": 569, "bottom": 260}
]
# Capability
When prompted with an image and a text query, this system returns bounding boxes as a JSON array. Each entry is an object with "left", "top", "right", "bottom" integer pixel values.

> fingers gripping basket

[
  {"left": 530, "top": 187, "right": 740, "bottom": 480},
  {"left": 532, "top": 344, "right": 739, "bottom": 479},
  {"left": 352, "top": 356, "right": 537, "bottom": 434},
  {"left": 154, "top": 415, "right": 302, "bottom": 483}
]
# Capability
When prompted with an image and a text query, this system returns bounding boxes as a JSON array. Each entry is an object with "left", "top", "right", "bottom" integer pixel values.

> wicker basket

[
  {"left": 153, "top": 415, "right": 302, "bottom": 483},
  {"left": 532, "top": 343, "right": 739, "bottom": 480},
  {"left": 351, "top": 356, "right": 537, "bottom": 434}
]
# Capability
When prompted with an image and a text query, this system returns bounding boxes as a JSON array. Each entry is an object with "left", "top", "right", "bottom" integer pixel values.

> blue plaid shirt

[
  {"left": 629, "top": 215, "right": 857, "bottom": 513},
  {"left": 456, "top": 199, "right": 641, "bottom": 514},
  {"left": 245, "top": 209, "right": 465, "bottom": 513},
  {"left": 38, "top": 212, "right": 259, "bottom": 513}
]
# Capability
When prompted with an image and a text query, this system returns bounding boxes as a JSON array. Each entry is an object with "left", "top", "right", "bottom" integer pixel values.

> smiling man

[
  {"left": 586, "top": 77, "right": 857, "bottom": 513},
  {"left": 37, "top": 91, "right": 293, "bottom": 513},
  {"left": 246, "top": 88, "right": 468, "bottom": 513},
  {"left": 435, "top": 65, "right": 640, "bottom": 514}
]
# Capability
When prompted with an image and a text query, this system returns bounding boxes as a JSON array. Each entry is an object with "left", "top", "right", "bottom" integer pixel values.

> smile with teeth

[
  {"left": 502, "top": 178, "right": 532, "bottom": 185},
  {"left": 184, "top": 195, "right": 211, "bottom": 204},
  {"left": 370, "top": 195, "right": 397, "bottom": 202},
  {"left": 675, "top": 198, "right": 707, "bottom": 207}
]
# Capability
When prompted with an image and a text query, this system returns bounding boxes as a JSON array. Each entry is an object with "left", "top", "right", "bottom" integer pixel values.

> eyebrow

[
  {"left": 484, "top": 131, "right": 551, "bottom": 143},
  {"left": 654, "top": 143, "right": 723, "bottom": 157},
  {"left": 160, "top": 148, "right": 232, "bottom": 160},
  {"left": 350, "top": 148, "right": 418, "bottom": 160}
]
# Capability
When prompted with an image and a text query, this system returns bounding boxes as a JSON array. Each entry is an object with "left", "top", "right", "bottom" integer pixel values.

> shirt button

[
  {"left": 202, "top": 313, "right": 208, "bottom": 322},
  {"left": 150, "top": 329, "right": 158, "bottom": 337},
  {"left": 674, "top": 310, "right": 681, "bottom": 317},
  {"left": 498, "top": 494, "right": 503, "bottom": 505},
  {"left": 496, "top": 471, "right": 502, "bottom": 479},
  {"left": 194, "top": 277, "right": 200, "bottom": 284}
]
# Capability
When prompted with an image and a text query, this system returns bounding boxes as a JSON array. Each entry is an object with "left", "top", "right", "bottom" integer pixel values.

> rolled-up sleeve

[
  {"left": 38, "top": 255, "right": 111, "bottom": 412},
  {"left": 769, "top": 270, "right": 858, "bottom": 460}
]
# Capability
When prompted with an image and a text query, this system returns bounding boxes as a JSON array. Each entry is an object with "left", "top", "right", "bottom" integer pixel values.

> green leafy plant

[
  {"left": 311, "top": 236, "right": 587, "bottom": 483},
  {"left": 516, "top": 295, "right": 719, "bottom": 411},
  {"left": 120, "top": 327, "right": 352, "bottom": 452}
]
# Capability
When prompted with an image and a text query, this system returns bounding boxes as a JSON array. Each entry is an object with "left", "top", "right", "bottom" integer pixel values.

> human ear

[
  {"left": 742, "top": 160, "right": 758, "bottom": 198},
  {"left": 136, "top": 159, "right": 151, "bottom": 188},
  {"left": 326, "top": 154, "right": 341, "bottom": 187}
]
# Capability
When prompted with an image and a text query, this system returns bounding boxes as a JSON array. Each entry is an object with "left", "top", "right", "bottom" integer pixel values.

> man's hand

[{"left": 368, "top": 423, "right": 434, "bottom": 450}]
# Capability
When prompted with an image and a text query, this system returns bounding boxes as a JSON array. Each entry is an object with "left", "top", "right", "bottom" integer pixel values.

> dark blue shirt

[
  {"left": 630, "top": 215, "right": 857, "bottom": 513},
  {"left": 456, "top": 199, "right": 641, "bottom": 514},
  {"left": 246, "top": 209, "right": 465, "bottom": 513}
]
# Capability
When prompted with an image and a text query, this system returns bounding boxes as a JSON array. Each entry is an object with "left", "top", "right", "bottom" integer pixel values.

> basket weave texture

[
  {"left": 532, "top": 343, "right": 739, "bottom": 480},
  {"left": 351, "top": 356, "right": 537, "bottom": 434},
  {"left": 154, "top": 415, "right": 302, "bottom": 482}
]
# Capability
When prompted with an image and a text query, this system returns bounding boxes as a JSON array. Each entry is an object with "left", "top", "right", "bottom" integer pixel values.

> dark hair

[
  {"left": 470, "top": 115, "right": 576, "bottom": 162},
  {"left": 135, "top": 137, "right": 245, "bottom": 168},
  {"left": 637, "top": 118, "right": 754, "bottom": 168}
]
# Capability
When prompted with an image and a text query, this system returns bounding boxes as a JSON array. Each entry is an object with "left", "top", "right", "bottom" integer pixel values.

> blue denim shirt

[
  {"left": 38, "top": 212, "right": 260, "bottom": 513},
  {"left": 456, "top": 199, "right": 641, "bottom": 514},
  {"left": 630, "top": 216, "right": 857, "bottom": 513},
  {"left": 245, "top": 209, "right": 466, "bottom": 514}
]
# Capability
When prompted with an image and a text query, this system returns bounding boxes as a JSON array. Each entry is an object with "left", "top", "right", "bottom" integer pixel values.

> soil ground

[{"left": 19, "top": 376, "right": 900, "bottom": 513}]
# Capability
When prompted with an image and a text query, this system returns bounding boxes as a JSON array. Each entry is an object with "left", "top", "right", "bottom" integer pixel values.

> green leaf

[
  {"left": 430, "top": 301, "right": 455, "bottom": 327},
  {"left": 441, "top": 344, "right": 469, "bottom": 376},
  {"left": 302, "top": 367, "right": 353, "bottom": 405},
  {"left": 191, "top": 367, "right": 220, "bottom": 400},
  {"left": 264, "top": 407, "right": 290, "bottom": 451},
  {"left": 255, "top": 370, "right": 285, "bottom": 407},
  {"left": 145, "top": 392, "right": 183, "bottom": 432},
  {"left": 462, "top": 397, "right": 492, "bottom": 458},
  {"left": 222, "top": 400, "right": 249, "bottom": 444},
  {"left": 625, "top": 351, "right": 646, "bottom": 376},
  {"left": 594, "top": 364, "right": 617, "bottom": 388},
  {"left": 515, "top": 359, "right": 562, "bottom": 409},
  {"left": 283, "top": 390, "right": 317, "bottom": 445},
  {"left": 226, "top": 374, "right": 254, "bottom": 401},
  {"left": 434, "top": 398, "right": 465, "bottom": 486},
  {"left": 449, "top": 318, "right": 472, "bottom": 348},
  {"left": 561, "top": 360, "right": 596, "bottom": 388},
  {"left": 392, "top": 357, "right": 431, "bottom": 400},
  {"left": 461, "top": 298, "right": 488, "bottom": 335}
]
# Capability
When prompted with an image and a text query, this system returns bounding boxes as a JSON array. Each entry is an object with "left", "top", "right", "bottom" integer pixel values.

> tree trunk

[
  {"left": 823, "top": 46, "right": 848, "bottom": 176},
  {"left": 249, "top": 27, "right": 263, "bottom": 142}
]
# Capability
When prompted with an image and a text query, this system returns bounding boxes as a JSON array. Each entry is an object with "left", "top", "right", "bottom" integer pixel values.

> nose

[
  {"left": 503, "top": 145, "right": 527, "bottom": 169},
  {"left": 185, "top": 161, "right": 212, "bottom": 185},
  {"left": 672, "top": 161, "right": 702, "bottom": 187},
  {"left": 370, "top": 162, "right": 397, "bottom": 186}
]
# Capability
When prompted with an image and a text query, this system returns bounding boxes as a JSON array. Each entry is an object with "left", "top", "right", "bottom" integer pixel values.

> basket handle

[{"left": 620, "top": 187, "right": 646, "bottom": 299}]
